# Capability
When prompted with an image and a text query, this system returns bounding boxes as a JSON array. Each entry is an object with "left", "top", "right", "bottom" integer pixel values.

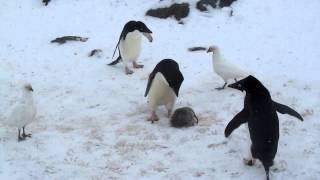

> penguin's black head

[
  {"left": 228, "top": 75, "right": 264, "bottom": 92},
  {"left": 158, "top": 59, "right": 184, "bottom": 97},
  {"left": 136, "top": 21, "right": 152, "bottom": 34},
  {"left": 122, "top": 21, "right": 153, "bottom": 42}
]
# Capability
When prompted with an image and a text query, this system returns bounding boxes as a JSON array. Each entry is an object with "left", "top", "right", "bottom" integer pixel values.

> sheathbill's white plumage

[
  {"left": 207, "top": 45, "right": 249, "bottom": 90},
  {"left": 8, "top": 84, "right": 36, "bottom": 141}
]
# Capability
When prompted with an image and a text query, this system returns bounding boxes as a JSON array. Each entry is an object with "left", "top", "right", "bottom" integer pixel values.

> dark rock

[
  {"left": 188, "top": 46, "right": 207, "bottom": 52},
  {"left": 220, "top": 0, "right": 237, "bottom": 8},
  {"left": 50, "top": 36, "right": 88, "bottom": 44},
  {"left": 196, "top": 0, "right": 218, "bottom": 12},
  {"left": 196, "top": 0, "right": 237, "bottom": 11},
  {"left": 88, "top": 49, "right": 103, "bottom": 57},
  {"left": 146, "top": 3, "right": 190, "bottom": 21}
]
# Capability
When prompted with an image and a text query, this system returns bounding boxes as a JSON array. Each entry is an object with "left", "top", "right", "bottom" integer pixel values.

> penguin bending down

[
  {"left": 224, "top": 75, "right": 303, "bottom": 180},
  {"left": 144, "top": 59, "right": 184, "bottom": 123},
  {"left": 207, "top": 45, "right": 249, "bottom": 90},
  {"left": 108, "top": 21, "right": 153, "bottom": 75}
]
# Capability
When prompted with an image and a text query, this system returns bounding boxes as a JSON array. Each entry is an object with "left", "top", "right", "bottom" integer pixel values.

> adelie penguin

[
  {"left": 108, "top": 21, "right": 153, "bottom": 75},
  {"left": 224, "top": 75, "right": 303, "bottom": 180},
  {"left": 144, "top": 59, "right": 184, "bottom": 123}
]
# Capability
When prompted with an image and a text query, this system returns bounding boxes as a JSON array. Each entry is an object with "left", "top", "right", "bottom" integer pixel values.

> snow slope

[{"left": 0, "top": 0, "right": 319, "bottom": 179}]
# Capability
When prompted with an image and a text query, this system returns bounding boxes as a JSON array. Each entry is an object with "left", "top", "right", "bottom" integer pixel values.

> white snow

[{"left": 0, "top": 0, "right": 319, "bottom": 179}]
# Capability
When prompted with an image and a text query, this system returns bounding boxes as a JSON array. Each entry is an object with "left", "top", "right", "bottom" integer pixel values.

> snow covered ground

[{"left": 0, "top": 0, "right": 319, "bottom": 179}]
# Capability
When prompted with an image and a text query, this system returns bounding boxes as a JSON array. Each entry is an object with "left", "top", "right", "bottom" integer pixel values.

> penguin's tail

[
  {"left": 108, "top": 56, "right": 121, "bottom": 66},
  {"left": 263, "top": 163, "right": 270, "bottom": 180}
]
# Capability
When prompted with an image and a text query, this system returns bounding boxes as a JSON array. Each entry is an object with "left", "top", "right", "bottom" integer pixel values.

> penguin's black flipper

[
  {"left": 112, "top": 39, "right": 120, "bottom": 59},
  {"left": 112, "top": 27, "right": 127, "bottom": 59},
  {"left": 225, "top": 109, "right": 248, "bottom": 137},
  {"left": 108, "top": 55, "right": 122, "bottom": 66},
  {"left": 273, "top": 101, "right": 303, "bottom": 121},
  {"left": 144, "top": 71, "right": 156, "bottom": 97}
]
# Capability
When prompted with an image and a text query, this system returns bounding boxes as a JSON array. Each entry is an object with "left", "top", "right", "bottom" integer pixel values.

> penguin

[
  {"left": 8, "top": 84, "right": 36, "bottom": 141},
  {"left": 224, "top": 75, "right": 303, "bottom": 180},
  {"left": 108, "top": 21, "right": 153, "bottom": 75},
  {"left": 207, "top": 45, "right": 249, "bottom": 90},
  {"left": 144, "top": 59, "right": 184, "bottom": 123}
]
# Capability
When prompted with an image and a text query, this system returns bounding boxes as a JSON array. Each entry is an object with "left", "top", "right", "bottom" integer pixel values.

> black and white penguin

[
  {"left": 225, "top": 75, "right": 303, "bottom": 180},
  {"left": 108, "top": 21, "right": 153, "bottom": 75},
  {"left": 144, "top": 59, "right": 184, "bottom": 123}
]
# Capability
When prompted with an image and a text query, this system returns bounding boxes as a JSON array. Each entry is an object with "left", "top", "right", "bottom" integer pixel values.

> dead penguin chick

[{"left": 170, "top": 107, "right": 198, "bottom": 128}]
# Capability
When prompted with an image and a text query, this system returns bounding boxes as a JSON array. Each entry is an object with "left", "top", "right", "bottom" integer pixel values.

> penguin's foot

[
  {"left": 243, "top": 158, "right": 256, "bottom": 166},
  {"left": 215, "top": 87, "right": 225, "bottom": 90},
  {"left": 18, "top": 136, "right": 26, "bottom": 142},
  {"left": 133, "top": 62, "right": 144, "bottom": 69},
  {"left": 147, "top": 112, "right": 159, "bottom": 123},
  {"left": 22, "top": 133, "right": 32, "bottom": 138},
  {"left": 22, "top": 127, "right": 32, "bottom": 138},
  {"left": 215, "top": 82, "right": 227, "bottom": 90},
  {"left": 125, "top": 67, "right": 134, "bottom": 75}
]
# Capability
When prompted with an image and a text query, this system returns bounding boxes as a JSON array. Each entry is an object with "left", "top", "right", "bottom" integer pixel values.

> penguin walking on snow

[
  {"left": 225, "top": 75, "right": 303, "bottom": 180},
  {"left": 144, "top": 59, "right": 184, "bottom": 123},
  {"left": 108, "top": 21, "right": 153, "bottom": 75}
]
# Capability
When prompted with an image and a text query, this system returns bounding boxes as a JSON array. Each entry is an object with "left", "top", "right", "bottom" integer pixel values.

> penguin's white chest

[
  {"left": 120, "top": 30, "right": 142, "bottom": 63},
  {"left": 147, "top": 72, "right": 176, "bottom": 108}
]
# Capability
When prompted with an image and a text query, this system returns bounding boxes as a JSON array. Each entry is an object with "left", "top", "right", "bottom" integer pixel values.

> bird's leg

[
  {"left": 133, "top": 61, "right": 144, "bottom": 69},
  {"left": 244, "top": 145, "right": 256, "bottom": 166},
  {"left": 215, "top": 82, "right": 227, "bottom": 90},
  {"left": 22, "top": 126, "right": 32, "bottom": 138},
  {"left": 18, "top": 128, "right": 25, "bottom": 142},
  {"left": 147, "top": 111, "right": 159, "bottom": 123},
  {"left": 166, "top": 103, "right": 174, "bottom": 118},
  {"left": 125, "top": 66, "right": 134, "bottom": 75},
  {"left": 167, "top": 109, "right": 172, "bottom": 118}
]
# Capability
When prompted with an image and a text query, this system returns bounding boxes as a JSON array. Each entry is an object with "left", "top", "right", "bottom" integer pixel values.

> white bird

[
  {"left": 8, "top": 84, "right": 36, "bottom": 141},
  {"left": 207, "top": 45, "right": 249, "bottom": 90}
]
